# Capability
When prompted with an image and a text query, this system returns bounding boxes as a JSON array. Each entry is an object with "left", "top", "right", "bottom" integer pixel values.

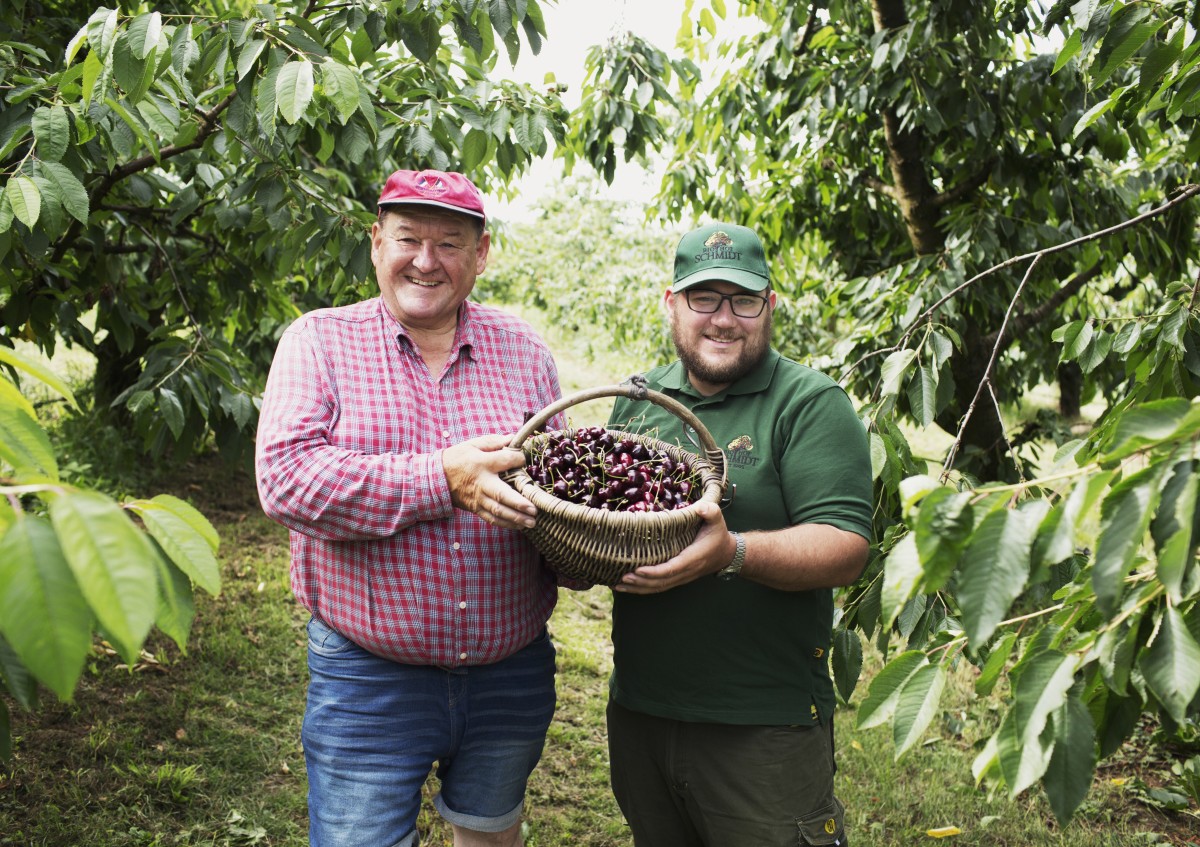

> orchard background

[{"left": 2, "top": 0, "right": 1200, "bottom": 843}]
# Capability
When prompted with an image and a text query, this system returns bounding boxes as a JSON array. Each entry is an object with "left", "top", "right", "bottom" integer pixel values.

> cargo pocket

[{"left": 796, "top": 797, "right": 846, "bottom": 846}]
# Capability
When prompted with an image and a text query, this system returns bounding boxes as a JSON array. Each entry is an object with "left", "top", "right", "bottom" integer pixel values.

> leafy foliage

[
  {"left": 0, "top": 0, "right": 564, "bottom": 457},
  {"left": 0, "top": 345, "right": 221, "bottom": 759}
]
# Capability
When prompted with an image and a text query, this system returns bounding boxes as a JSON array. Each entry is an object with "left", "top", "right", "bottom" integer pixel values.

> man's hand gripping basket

[{"left": 504, "top": 378, "right": 728, "bottom": 586}]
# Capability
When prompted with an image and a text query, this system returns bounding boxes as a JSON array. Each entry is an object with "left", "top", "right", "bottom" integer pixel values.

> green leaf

[
  {"left": 1151, "top": 460, "right": 1198, "bottom": 601},
  {"left": 148, "top": 494, "right": 218, "bottom": 552},
  {"left": 48, "top": 491, "right": 158, "bottom": 666},
  {"left": 1072, "top": 97, "right": 1118, "bottom": 138},
  {"left": 256, "top": 60, "right": 280, "bottom": 141},
  {"left": 128, "top": 501, "right": 221, "bottom": 595},
  {"left": 320, "top": 60, "right": 360, "bottom": 123},
  {"left": 158, "top": 387, "right": 185, "bottom": 438},
  {"left": 0, "top": 633, "right": 38, "bottom": 710},
  {"left": 276, "top": 60, "right": 314, "bottom": 124},
  {"left": 5, "top": 176, "right": 41, "bottom": 229},
  {"left": 1033, "top": 471, "right": 1114, "bottom": 569},
  {"left": 1098, "top": 614, "right": 1142, "bottom": 695},
  {"left": 831, "top": 626, "right": 863, "bottom": 703},
  {"left": 1092, "top": 20, "right": 1160, "bottom": 85},
  {"left": 880, "top": 533, "right": 922, "bottom": 632},
  {"left": 152, "top": 547, "right": 195, "bottom": 652},
  {"left": 0, "top": 402, "right": 58, "bottom": 480},
  {"left": 0, "top": 517, "right": 92, "bottom": 701},
  {"left": 880, "top": 349, "right": 917, "bottom": 398},
  {"left": 957, "top": 506, "right": 1040, "bottom": 646},
  {"left": 975, "top": 631, "right": 1017, "bottom": 697},
  {"left": 1102, "top": 398, "right": 1192, "bottom": 462},
  {"left": 1053, "top": 29, "right": 1084, "bottom": 74},
  {"left": 893, "top": 662, "right": 947, "bottom": 758},
  {"left": 126, "top": 11, "right": 163, "bottom": 60},
  {"left": 1139, "top": 605, "right": 1200, "bottom": 724},
  {"left": 0, "top": 345, "right": 79, "bottom": 410},
  {"left": 31, "top": 106, "right": 70, "bottom": 163},
  {"left": 1093, "top": 464, "right": 1161, "bottom": 617},
  {"left": 996, "top": 650, "right": 1079, "bottom": 795},
  {"left": 1112, "top": 321, "right": 1142, "bottom": 355},
  {"left": 857, "top": 650, "right": 927, "bottom": 730},
  {"left": 906, "top": 363, "right": 938, "bottom": 427},
  {"left": 1140, "top": 41, "right": 1182, "bottom": 89},
  {"left": 1059, "top": 320, "right": 1093, "bottom": 361},
  {"left": 86, "top": 7, "right": 119, "bottom": 59},
  {"left": 236, "top": 38, "right": 267, "bottom": 81},
  {"left": 39, "top": 162, "right": 89, "bottom": 225},
  {"left": 1043, "top": 682, "right": 1096, "bottom": 826},
  {"left": 914, "top": 488, "right": 974, "bottom": 592}
]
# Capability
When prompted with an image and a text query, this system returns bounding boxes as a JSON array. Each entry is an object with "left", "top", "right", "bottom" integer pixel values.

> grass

[{"left": 3, "top": 311, "right": 1198, "bottom": 845}]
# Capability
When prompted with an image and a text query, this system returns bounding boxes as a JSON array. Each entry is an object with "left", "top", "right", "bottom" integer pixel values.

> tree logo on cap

[
  {"left": 704, "top": 231, "right": 733, "bottom": 248},
  {"left": 414, "top": 173, "right": 449, "bottom": 197}
]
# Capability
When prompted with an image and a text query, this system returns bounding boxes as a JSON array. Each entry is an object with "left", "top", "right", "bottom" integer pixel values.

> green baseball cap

[{"left": 671, "top": 222, "right": 770, "bottom": 292}]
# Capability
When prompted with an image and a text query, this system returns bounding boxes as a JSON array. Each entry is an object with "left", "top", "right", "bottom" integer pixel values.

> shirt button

[
  {"left": 452, "top": 542, "right": 460, "bottom": 551},
  {"left": 459, "top": 601, "right": 467, "bottom": 609},
  {"left": 459, "top": 652, "right": 468, "bottom": 660},
  {"left": 442, "top": 430, "right": 451, "bottom": 438}
]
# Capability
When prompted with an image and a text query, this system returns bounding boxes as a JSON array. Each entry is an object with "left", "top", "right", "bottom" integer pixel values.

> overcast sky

[{"left": 489, "top": 0, "right": 690, "bottom": 222}]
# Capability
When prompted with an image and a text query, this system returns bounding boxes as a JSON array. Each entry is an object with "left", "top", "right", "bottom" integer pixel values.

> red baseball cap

[{"left": 377, "top": 169, "right": 487, "bottom": 223}]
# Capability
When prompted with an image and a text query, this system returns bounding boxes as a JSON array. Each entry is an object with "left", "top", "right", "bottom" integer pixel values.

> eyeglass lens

[{"left": 684, "top": 290, "right": 767, "bottom": 318}]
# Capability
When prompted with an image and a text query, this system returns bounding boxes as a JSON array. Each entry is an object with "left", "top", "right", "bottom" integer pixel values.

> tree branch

[
  {"left": 942, "top": 254, "right": 1042, "bottom": 478},
  {"left": 987, "top": 261, "right": 1102, "bottom": 346},
  {"left": 841, "top": 183, "right": 1200, "bottom": 380},
  {"left": 796, "top": 2, "right": 820, "bottom": 54},
  {"left": 861, "top": 173, "right": 897, "bottom": 199},
  {"left": 931, "top": 159, "right": 996, "bottom": 209}
]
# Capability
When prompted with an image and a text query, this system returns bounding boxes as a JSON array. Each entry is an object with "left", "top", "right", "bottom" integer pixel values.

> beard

[{"left": 672, "top": 309, "right": 773, "bottom": 389}]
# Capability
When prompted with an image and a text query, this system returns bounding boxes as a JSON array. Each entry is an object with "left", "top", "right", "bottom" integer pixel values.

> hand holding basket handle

[{"left": 503, "top": 378, "right": 729, "bottom": 586}]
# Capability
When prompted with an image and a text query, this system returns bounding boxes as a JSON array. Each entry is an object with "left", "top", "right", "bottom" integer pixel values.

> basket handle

[{"left": 507, "top": 376, "right": 728, "bottom": 486}]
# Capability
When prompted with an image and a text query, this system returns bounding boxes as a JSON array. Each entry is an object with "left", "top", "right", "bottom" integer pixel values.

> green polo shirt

[{"left": 606, "top": 348, "right": 873, "bottom": 725}]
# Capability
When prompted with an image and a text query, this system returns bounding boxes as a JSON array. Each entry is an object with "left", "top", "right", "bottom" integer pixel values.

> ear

[
  {"left": 370, "top": 220, "right": 383, "bottom": 263},
  {"left": 767, "top": 289, "right": 778, "bottom": 311},
  {"left": 663, "top": 288, "right": 676, "bottom": 313},
  {"left": 475, "top": 230, "right": 491, "bottom": 275}
]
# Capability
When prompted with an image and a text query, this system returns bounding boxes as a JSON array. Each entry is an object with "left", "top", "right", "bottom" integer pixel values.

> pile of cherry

[{"left": 525, "top": 425, "right": 701, "bottom": 513}]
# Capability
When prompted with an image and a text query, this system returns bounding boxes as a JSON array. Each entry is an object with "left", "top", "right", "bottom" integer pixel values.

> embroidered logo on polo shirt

[{"left": 726, "top": 434, "right": 760, "bottom": 469}]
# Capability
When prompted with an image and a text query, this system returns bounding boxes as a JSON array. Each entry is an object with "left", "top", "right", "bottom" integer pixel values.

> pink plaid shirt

[{"left": 255, "top": 297, "right": 564, "bottom": 666}]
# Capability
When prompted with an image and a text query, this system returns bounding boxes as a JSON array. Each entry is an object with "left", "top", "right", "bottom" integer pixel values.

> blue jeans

[{"left": 303, "top": 617, "right": 557, "bottom": 847}]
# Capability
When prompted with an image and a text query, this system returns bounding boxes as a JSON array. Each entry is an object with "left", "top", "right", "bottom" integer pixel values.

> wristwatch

[{"left": 717, "top": 532, "right": 746, "bottom": 581}]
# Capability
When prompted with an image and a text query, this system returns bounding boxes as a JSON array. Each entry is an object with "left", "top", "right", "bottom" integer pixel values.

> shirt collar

[
  {"left": 660, "top": 348, "right": 781, "bottom": 401},
  {"left": 382, "top": 298, "right": 477, "bottom": 361}
]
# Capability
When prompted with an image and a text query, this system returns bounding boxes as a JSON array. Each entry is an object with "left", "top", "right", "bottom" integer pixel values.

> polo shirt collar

[{"left": 659, "top": 348, "right": 781, "bottom": 401}]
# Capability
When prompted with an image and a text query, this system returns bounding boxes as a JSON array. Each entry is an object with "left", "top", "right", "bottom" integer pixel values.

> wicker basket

[{"left": 503, "top": 379, "right": 728, "bottom": 586}]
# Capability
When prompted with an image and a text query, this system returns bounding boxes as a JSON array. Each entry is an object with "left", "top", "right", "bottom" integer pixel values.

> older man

[{"left": 256, "top": 169, "right": 563, "bottom": 847}]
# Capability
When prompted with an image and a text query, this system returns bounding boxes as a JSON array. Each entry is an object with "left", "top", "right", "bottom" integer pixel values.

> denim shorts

[
  {"left": 303, "top": 617, "right": 557, "bottom": 847},
  {"left": 607, "top": 700, "right": 847, "bottom": 847}
]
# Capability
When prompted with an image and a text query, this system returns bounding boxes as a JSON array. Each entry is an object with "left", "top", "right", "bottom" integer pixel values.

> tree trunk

[
  {"left": 937, "top": 334, "right": 1022, "bottom": 482},
  {"left": 1058, "top": 361, "right": 1083, "bottom": 419}
]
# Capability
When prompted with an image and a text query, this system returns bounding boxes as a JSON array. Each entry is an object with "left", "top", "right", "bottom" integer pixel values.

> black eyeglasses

[{"left": 683, "top": 289, "right": 768, "bottom": 318}]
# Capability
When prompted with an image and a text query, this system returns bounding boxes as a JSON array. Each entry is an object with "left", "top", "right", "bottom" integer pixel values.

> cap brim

[
  {"left": 672, "top": 267, "right": 769, "bottom": 292},
  {"left": 377, "top": 198, "right": 486, "bottom": 221}
]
